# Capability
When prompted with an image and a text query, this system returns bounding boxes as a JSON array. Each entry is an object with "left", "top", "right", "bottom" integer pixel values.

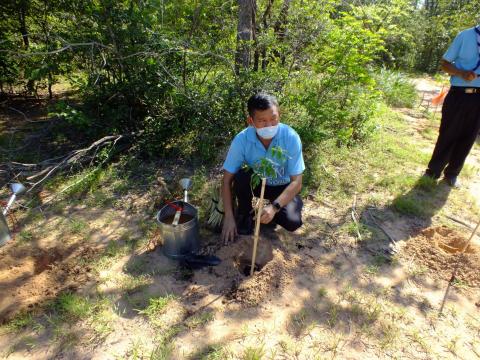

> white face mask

[{"left": 255, "top": 125, "right": 278, "bottom": 139}]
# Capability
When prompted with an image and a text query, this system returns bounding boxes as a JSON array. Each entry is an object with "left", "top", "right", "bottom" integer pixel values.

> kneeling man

[{"left": 221, "top": 93, "right": 305, "bottom": 244}]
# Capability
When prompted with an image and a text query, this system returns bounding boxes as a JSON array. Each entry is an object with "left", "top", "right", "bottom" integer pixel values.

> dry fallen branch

[
  {"left": 363, "top": 209, "right": 397, "bottom": 250},
  {"left": 1, "top": 134, "right": 132, "bottom": 190},
  {"left": 351, "top": 192, "right": 362, "bottom": 241},
  {"left": 30, "top": 134, "right": 131, "bottom": 209},
  {"left": 0, "top": 41, "right": 111, "bottom": 57},
  {"left": 444, "top": 215, "right": 474, "bottom": 230}
]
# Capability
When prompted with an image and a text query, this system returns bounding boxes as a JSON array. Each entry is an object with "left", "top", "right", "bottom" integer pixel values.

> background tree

[{"left": 1, "top": 0, "right": 478, "bottom": 162}]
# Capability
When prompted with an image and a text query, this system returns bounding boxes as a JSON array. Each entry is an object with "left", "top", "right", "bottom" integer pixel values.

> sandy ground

[{"left": 1, "top": 78, "right": 480, "bottom": 359}]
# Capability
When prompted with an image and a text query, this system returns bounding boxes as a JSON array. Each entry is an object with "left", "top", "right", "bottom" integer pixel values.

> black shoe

[
  {"left": 423, "top": 171, "right": 439, "bottom": 180},
  {"left": 444, "top": 176, "right": 460, "bottom": 188},
  {"left": 236, "top": 213, "right": 253, "bottom": 235}
]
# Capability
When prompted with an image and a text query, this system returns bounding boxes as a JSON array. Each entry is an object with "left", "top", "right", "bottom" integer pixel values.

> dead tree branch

[{"left": 1, "top": 134, "right": 132, "bottom": 190}]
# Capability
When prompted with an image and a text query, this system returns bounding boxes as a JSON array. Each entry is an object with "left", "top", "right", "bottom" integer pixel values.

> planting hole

[{"left": 34, "top": 249, "right": 63, "bottom": 274}]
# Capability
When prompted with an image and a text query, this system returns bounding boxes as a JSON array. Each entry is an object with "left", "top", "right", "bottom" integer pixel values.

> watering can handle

[
  {"left": 165, "top": 200, "right": 183, "bottom": 212},
  {"left": 3, "top": 194, "right": 16, "bottom": 216}
]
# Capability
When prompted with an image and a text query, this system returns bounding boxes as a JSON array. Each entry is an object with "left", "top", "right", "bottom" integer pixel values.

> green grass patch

[
  {"left": 420, "top": 126, "right": 437, "bottom": 141},
  {"left": 392, "top": 196, "right": 424, "bottom": 216},
  {"left": 372, "top": 254, "right": 391, "bottom": 267},
  {"left": 461, "top": 164, "right": 477, "bottom": 180},
  {"left": 94, "top": 237, "right": 137, "bottom": 271},
  {"left": 242, "top": 345, "right": 265, "bottom": 360},
  {"left": 306, "top": 104, "right": 426, "bottom": 203},
  {"left": 45, "top": 293, "right": 115, "bottom": 342},
  {"left": 17, "top": 229, "right": 35, "bottom": 244},
  {"left": 68, "top": 218, "right": 89, "bottom": 234},
  {"left": 374, "top": 68, "right": 418, "bottom": 108},
  {"left": 318, "top": 287, "right": 327, "bottom": 299},
  {"left": 49, "top": 292, "right": 95, "bottom": 320},
  {"left": 137, "top": 294, "right": 177, "bottom": 319},
  {"left": 377, "top": 174, "right": 418, "bottom": 193},
  {"left": 185, "top": 311, "right": 214, "bottom": 330},
  {"left": 150, "top": 341, "right": 173, "bottom": 360},
  {"left": 149, "top": 324, "right": 184, "bottom": 359},
  {"left": 416, "top": 175, "right": 437, "bottom": 192},
  {"left": 51, "top": 293, "right": 92, "bottom": 319},
  {"left": 115, "top": 274, "right": 153, "bottom": 293},
  {"left": 306, "top": 99, "right": 478, "bottom": 228},
  {"left": 196, "top": 344, "right": 229, "bottom": 360},
  {"left": 365, "top": 264, "right": 380, "bottom": 275},
  {"left": 0, "top": 312, "right": 36, "bottom": 334}
]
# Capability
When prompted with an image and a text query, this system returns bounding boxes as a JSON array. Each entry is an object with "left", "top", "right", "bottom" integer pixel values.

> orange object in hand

[{"left": 431, "top": 88, "right": 448, "bottom": 106}]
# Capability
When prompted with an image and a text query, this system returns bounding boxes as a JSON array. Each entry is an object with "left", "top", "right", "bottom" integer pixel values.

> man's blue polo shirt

[
  {"left": 223, "top": 123, "right": 305, "bottom": 186},
  {"left": 443, "top": 26, "right": 480, "bottom": 87}
]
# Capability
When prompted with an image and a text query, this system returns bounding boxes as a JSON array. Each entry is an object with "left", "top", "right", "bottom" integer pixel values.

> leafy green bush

[
  {"left": 281, "top": 13, "right": 384, "bottom": 148},
  {"left": 374, "top": 68, "right": 417, "bottom": 108},
  {"left": 3, "top": 1, "right": 393, "bottom": 165},
  {"left": 49, "top": 101, "right": 92, "bottom": 130}
]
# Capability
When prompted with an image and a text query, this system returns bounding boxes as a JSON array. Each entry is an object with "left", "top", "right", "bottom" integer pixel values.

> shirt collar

[{"left": 246, "top": 126, "right": 258, "bottom": 143}]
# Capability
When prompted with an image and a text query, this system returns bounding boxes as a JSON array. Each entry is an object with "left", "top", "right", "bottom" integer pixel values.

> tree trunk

[
  {"left": 43, "top": 0, "right": 53, "bottom": 99},
  {"left": 18, "top": 0, "right": 35, "bottom": 94},
  {"left": 235, "top": 0, "right": 256, "bottom": 73},
  {"left": 261, "top": 0, "right": 274, "bottom": 70},
  {"left": 48, "top": 72, "right": 53, "bottom": 99},
  {"left": 272, "top": 0, "right": 291, "bottom": 65},
  {"left": 18, "top": 0, "right": 29, "bottom": 48}
]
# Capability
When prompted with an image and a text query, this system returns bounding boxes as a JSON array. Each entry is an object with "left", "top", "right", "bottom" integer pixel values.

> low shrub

[{"left": 374, "top": 68, "right": 417, "bottom": 108}]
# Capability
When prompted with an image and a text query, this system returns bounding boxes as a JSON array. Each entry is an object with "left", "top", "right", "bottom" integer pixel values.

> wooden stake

[
  {"left": 439, "top": 217, "right": 480, "bottom": 315},
  {"left": 251, "top": 177, "right": 266, "bottom": 276}
]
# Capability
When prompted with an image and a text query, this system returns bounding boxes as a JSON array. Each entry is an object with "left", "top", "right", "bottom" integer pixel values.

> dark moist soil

[
  {"left": 160, "top": 213, "right": 194, "bottom": 225},
  {"left": 34, "top": 249, "right": 63, "bottom": 274}
]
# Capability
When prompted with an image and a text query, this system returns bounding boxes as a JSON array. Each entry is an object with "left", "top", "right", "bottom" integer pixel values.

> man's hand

[
  {"left": 441, "top": 60, "right": 478, "bottom": 82},
  {"left": 260, "top": 204, "right": 276, "bottom": 224},
  {"left": 460, "top": 70, "right": 477, "bottom": 81},
  {"left": 222, "top": 215, "right": 237, "bottom": 244}
]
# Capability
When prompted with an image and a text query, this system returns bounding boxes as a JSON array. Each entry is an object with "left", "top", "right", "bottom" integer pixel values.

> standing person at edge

[
  {"left": 221, "top": 93, "right": 305, "bottom": 244},
  {"left": 425, "top": 24, "right": 480, "bottom": 188}
]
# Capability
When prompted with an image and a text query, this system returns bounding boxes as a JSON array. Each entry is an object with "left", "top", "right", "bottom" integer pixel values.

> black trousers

[
  {"left": 426, "top": 90, "right": 480, "bottom": 178},
  {"left": 233, "top": 169, "right": 303, "bottom": 232}
]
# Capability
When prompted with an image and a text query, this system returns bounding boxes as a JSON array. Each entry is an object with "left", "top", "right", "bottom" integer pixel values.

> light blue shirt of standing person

[
  {"left": 443, "top": 26, "right": 480, "bottom": 88},
  {"left": 223, "top": 123, "right": 305, "bottom": 186}
]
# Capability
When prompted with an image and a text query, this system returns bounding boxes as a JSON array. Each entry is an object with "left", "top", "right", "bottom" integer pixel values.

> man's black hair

[{"left": 247, "top": 92, "right": 279, "bottom": 117}]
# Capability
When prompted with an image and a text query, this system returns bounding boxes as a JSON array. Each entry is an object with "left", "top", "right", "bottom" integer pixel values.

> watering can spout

[
  {"left": 10, "top": 183, "right": 26, "bottom": 196},
  {"left": 3, "top": 183, "right": 27, "bottom": 216},
  {"left": 1, "top": 182, "right": 27, "bottom": 246},
  {"left": 179, "top": 178, "right": 192, "bottom": 203}
]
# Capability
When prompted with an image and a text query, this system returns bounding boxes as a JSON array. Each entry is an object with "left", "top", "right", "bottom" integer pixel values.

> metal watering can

[
  {"left": 1, "top": 183, "right": 27, "bottom": 246},
  {"left": 156, "top": 178, "right": 220, "bottom": 268}
]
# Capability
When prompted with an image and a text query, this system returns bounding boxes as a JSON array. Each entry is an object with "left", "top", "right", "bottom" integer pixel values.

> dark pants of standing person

[
  {"left": 233, "top": 169, "right": 303, "bottom": 232},
  {"left": 426, "top": 88, "right": 480, "bottom": 179}
]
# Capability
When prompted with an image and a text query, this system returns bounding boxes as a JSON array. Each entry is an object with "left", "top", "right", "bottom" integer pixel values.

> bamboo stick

[{"left": 251, "top": 177, "right": 267, "bottom": 276}]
